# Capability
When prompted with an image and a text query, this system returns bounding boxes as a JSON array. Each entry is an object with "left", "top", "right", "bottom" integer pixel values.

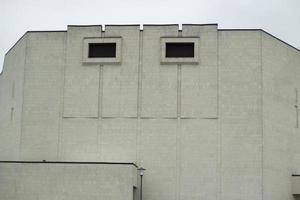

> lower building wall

[{"left": 0, "top": 163, "right": 137, "bottom": 200}]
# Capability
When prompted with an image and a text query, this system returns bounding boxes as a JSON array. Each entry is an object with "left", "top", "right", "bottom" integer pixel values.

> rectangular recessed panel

[
  {"left": 181, "top": 26, "right": 218, "bottom": 118},
  {"left": 166, "top": 42, "right": 194, "bottom": 57},
  {"left": 102, "top": 26, "right": 139, "bottom": 117},
  {"left": 61, "top": 118, "right": 98, "bottom": 161},
  {"left": 21, "top": 32, "right": 65, "bottom": 160},
  {"left": 63, "top": 27, "right": 101, "bottom": 118},
  {"left": 88, "top": 43, "right": 116, "bottom": 58},
  {"left": 141, "top": 26, "right": 178, "bottom": 118}
]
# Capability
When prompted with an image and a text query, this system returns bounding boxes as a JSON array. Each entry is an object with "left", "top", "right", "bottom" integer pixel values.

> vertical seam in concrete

[
  {"left": 176, "top": 29, "right": 182, "bottom": 200},
  {"left": 295, "top": 88, "right": 298, "bottom": 128},
  {"left": 216, "top": 30, "right": 221, "bottom": 200},
  {"left": 176, "top": 119, "right": 181, "bottom": 200},
  {"left": 99, "top": 65, "right": 103, "bottom": 118},
  {"left": 217, "top": 30, "right": 222, "bottom": 200},
  {"left": 98, "top": 65, "right": 102, "bottom": 118},
  {"left": 57, "top": 32, "right": 67, "bottom": 160},
  {"left": 98, "top": 29, "right": 104, "bottom": 160},
  {"left": 136, "top": 30, "right": 143, "bottom": 165},
  {"left": 176, "top": 65, "right": 182, "bottom": 200},
  {"left": 10, "top": 107, "right": 14, "bottom": 122},
  {"left": 216, "top": 31, "right": 220, "bottom": 120},
  {"left": 98, "top": 65, "right": 103, "bottom": 160},
  {"left": 260, "top": 31, "right": 264, "bottom": 200},
  {"left": 18, "top": 35, "right": 28, "bottom": 160},
  {"left": 100, "top": 29, "right": 105, "bottom": 119},
  {"left": 136, "top": 118, "right": 141, "bottom": 166},
  {"left": 177, "top": 30, "right": 182, "bottom": 118},
  {"left": 12, "top": 81, "right": 15, "bottom": 99},
  {"left": 137, "top": 30, "right": 143, "bottom": 118},
  {"left": 177, "top": 64, "right": 182, "bottom": 118},
  {"left": 11, "top": 79, "right": 15, "bottom": 123}
]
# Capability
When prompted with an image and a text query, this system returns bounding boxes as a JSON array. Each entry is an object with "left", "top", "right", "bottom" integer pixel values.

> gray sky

[{"left": 1, "top": 0, "right": 300, "bottom": 72}]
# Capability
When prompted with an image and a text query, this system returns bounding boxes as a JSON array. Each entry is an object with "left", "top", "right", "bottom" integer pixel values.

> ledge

[{"left": 0, "top": 160, "right": 138, "bottom": 168}]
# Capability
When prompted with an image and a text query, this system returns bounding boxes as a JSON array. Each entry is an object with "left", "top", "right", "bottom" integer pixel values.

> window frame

[
  {"left": 160, "top": 37, "right": 199, "bottom": 64},
  {"left": 88, "top": 43, "right": 117, "bottom": 58},
  {"left": 83, "top": 37, "right": 122, "bottom": 64},
  {"left": 165, "top": 42, "right": 195, "bottom": 58}
]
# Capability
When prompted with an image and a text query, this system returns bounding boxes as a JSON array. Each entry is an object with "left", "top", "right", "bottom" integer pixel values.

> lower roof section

[{"left": 0, "top": 161, "right": 138, "bottom": 200}]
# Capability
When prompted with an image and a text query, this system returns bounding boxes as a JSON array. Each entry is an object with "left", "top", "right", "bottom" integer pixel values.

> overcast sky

[{"left": 1, "top": 0, "right": 300, "bottom": 72}]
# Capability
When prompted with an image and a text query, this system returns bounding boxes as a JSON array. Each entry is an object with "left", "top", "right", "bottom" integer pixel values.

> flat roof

[{"left": 4, "top": 24, "right": 300, "bottom": 57}]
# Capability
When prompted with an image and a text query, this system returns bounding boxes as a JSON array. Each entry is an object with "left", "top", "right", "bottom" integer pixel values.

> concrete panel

[
  {"left": 292, "top": 50, "right": 300, "bottom": 174},
  {"left": 20, "top": 32, "right": 65, "bottom": 160},
  {"left": 264, "top": 170, "right": 293, "bottom": 200},
  {"left": 61, "top": 118, "right": 98, "bottom": 161},
  {"left": 101, "top": 118, "right": 137, "bottom": 162},
  {"left": 181, "top": 25, "right": 218, "bottom": 118},
  {"left": 0, "top": 35, "right": 26, "bottom": 160},
  {"left": 262, "top": 33, "right": 297, "bottom": 200},
  {"left": 140, "top": 119, "right": 177, "bottom": 200},
  {"left": 63, "top": 26, "right": 101, "bottom": 117},
  {"left": 179, "top": 119, "right": 218, "bottom": 200},
  {"left": 102, "top": 26, "right": 139, "bottom": 117},
  {"left": 141, "top": 26, "right": 179, "bottom": 118},
  {"left": 0, "top": 163, "right": 21, "bottom": 199},
  {"left": 219, "top": 31, "right": 263, "bottom": 200}
]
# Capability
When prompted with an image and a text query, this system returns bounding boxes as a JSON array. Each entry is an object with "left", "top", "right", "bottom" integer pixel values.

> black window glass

[
  {"left": 165, "top": 43, "right": 194, "bottom": 58},
  {"left": 88, "top": 43, "right": 116, "bottom": 58}
]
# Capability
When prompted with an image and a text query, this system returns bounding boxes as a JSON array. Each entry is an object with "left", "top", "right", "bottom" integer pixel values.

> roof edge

[
  {"left": 3, "top": 25, "right": 299, "bottom": 71},
  {"left": 1, "top": 31, "right": 28, "bottom": 75},
  {"left": 5, "top": 30, "right": 67, "bottom": 56},
  {"left": 218, "top": 28, "right": 300, "bottom": 52},
  {"left": 143, "top": 24, "right": 179, "bottom": 27},
  {"left": 4, "top": 31, "right": 28, "bottom": 56},
  {"left": 68, "top": 24, "right": 102, "bottom": 27},
  {"left": 182, "top": 23, "right": 218, "bottom": 26},
  {"left": 0, "top": 160, "right": 138, "bottom": 168},
  {"left": 262, "top": 29, "right": 300, "bottom": 52},
  {"left": 105, "top": 24, "right": 140, "bottom": 27}
]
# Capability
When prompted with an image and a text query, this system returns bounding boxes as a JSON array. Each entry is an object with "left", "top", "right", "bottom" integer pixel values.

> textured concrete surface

[
  {"left": 0, "top": 24, "right": 300, "bottom": 200},
  {"left": 262, "top": 32, "right": 300, "bottom": 200},
  {"left": 219, "top": 30, "right": 262, "bottom": 200}
]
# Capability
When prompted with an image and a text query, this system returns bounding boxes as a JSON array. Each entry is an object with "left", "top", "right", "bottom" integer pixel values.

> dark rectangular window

[
  {"left": 88, "top": 43, "right": 116, "bottom": 58},
  {"left": 165, "top": 43, "right": 194, "bottom": 58}
]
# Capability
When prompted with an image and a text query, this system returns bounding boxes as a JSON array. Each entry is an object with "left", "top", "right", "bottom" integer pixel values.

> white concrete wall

[{"left": 0, "top": 25, "right": 300, "bottom": 200}]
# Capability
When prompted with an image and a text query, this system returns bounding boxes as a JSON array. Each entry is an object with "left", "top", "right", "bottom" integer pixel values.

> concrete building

[{"left": 0, "top": 24, "right": 300, "bottom": 200}]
